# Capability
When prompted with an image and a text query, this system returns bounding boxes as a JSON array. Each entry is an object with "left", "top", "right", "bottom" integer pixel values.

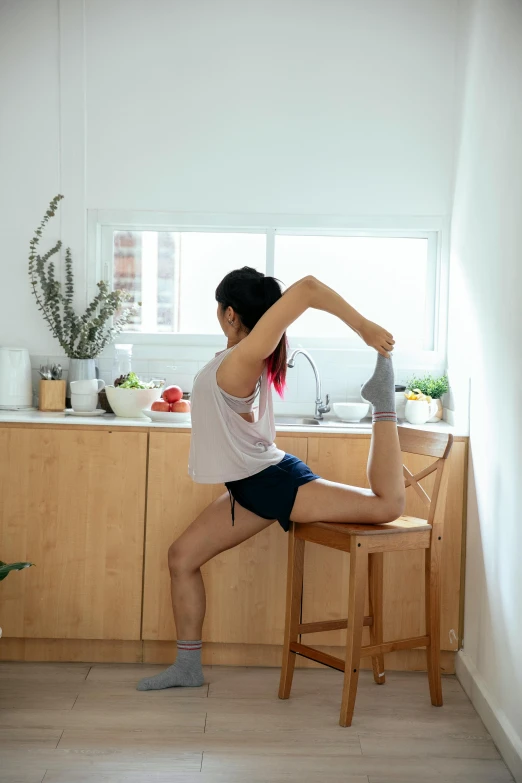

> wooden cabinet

[
  {"left": 142, "top": 433, "right": 307, "bottom": 644},
  {"left": 304, "top": 437, "right": 466, "bottom": 652},
  {"left": 0, "top": 423, "right": 466, "bottom": 669},
  {"left": 0, "top": 427, "right": 147, "bottom": 640}
]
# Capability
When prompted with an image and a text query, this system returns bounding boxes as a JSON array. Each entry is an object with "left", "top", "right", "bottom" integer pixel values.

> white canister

[
  {"left": 0, "top": 347, "right": 32, "bottom": 409},
  {"left": 405, "top": 399, "right": 439, "bottom": 425},
  {"left": 395, "top": 392, "right": 407, "bottom": 421}
]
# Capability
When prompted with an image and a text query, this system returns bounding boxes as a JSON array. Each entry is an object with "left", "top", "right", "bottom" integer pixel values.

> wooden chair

[{"left": 278, "top": 427, "right": 454, "bottom": 727}]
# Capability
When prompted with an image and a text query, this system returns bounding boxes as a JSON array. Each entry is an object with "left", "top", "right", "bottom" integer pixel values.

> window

[
  {"left": 274, "top": 234, "right": 434, "bottom": 350},
  {"left": 112, "top": 231, "right": 265, "bottom": 334},
  {"left": 97, "top": 217, "right": 441, "bottom": 352}
]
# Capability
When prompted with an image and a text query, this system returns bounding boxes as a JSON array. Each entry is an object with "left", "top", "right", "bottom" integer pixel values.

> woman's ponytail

[
  {"left": 215, "top": 267, "right": 288, "bottom": 396},
  {"left": 261, "top": 276, "right": 287, "bottom": 396}
]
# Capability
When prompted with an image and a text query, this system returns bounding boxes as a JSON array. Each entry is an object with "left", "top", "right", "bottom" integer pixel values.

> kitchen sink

[
  {"left": 275, "top": 416, "right": 323, "bottom": 426},
  {"left": 275, "top": 415, "right": 370, "bottom": 428}
]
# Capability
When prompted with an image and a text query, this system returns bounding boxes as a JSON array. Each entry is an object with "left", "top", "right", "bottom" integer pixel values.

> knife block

[{"left": 39, "top": 380, "right": 66, "bottom": 411}]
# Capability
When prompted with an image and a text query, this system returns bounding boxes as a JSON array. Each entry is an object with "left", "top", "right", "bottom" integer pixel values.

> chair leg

[
  {"left": 368, "top": 552, "right": 385, "bottom": 685},
  {"left": 278, "top": 525, "right": 305, "bottom": 700},
  {"left": 340, "top": 539, "right": 368, "bottom": 727},
  {"left": 425, "top": 544, "right": 443, "bottom": 706}
]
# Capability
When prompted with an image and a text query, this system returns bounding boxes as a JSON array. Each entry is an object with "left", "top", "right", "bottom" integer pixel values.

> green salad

[{"left": 114, "top": 372, "right": 156, "bottom": 390}]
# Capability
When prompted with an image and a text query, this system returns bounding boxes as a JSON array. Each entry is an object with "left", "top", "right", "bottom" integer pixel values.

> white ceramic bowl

[
  {"left": 143, "top": 409, "right": 191, "bottom": 424},
  {"left": 333, "top": 402, "right": 370, "bottom": 422},
  {"left": 105, "top": 385, "right": 163, "bottom": 418}
]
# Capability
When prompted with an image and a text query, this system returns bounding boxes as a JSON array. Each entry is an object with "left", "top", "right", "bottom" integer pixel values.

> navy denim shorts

[{"left": 225, "top": 453, "right": 320, "bottom": 532}]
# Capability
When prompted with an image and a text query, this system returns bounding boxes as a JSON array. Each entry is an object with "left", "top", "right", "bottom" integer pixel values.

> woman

[{"left": 137, "top": 267, "right": 405, "bottom": 691}]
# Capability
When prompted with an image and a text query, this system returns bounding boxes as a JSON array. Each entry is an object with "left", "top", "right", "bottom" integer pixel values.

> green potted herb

[
  {"left": 29, "top": 195, "right": 139, "bottom": 395},
  {"left": 404, "top": 374, "right": 449, "bottom": 422},
  {"left": 0, "top": 561, "right": 34, "bottom": 640}
]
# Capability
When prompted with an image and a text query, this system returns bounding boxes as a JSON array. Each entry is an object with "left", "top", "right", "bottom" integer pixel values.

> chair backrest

[{"left": 397, "top": 427, "right": 454, "bottom": 535}]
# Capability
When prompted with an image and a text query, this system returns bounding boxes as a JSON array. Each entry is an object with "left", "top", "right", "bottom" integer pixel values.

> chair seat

[{"left": 299, "top": 515, "right": 431, "bottom": 536}]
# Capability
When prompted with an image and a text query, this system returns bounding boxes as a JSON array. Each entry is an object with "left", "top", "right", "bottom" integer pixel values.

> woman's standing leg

[{"left": 137, "top": 495, "right": 275, "bottom": 690}]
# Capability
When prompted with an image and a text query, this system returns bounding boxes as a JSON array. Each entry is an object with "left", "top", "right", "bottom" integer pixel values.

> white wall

[
  {"left": 448, "top": 1, "right": 522, "bottom": 778},
  {"left": 0, "top": 0, "right": 61, "bottom": 353},
  {"left": 85, "top": 0, "right": 459, "bottom": 216},
  {"left": 1, "top": 0, "right": 461, "bottom": 403}
]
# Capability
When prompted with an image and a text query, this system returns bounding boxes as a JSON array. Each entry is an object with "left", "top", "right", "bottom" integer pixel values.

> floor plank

[
  {"left": 430, "top": 757, "right": 516, "bottom": 782},
  {"left": 368, "top": 758, "right": 515, "bottom": 782},
  {"left": 70, "top": 688, "right": 209, "bottom": 715},
  {"left": 57, "top": 728, "right": 205, "bottom": 750},
  {"left": 204, "top": 730, "right": 362, "bottom": 755},
  {"left": 0, "top": 750, "right": 203, "bottom": 775},
  {"left": 200, "top": 751, "right": 442, "bottom": 781},
  {"left": 0, "top": 726, "right": 62, "bottom": 748},
  {"left": 0, "top": 692, "right": 77, "bottom": 710},
  {"left": 0, "top": 662, "right": 90, "bottom": 682},
  {"left": 359, "top": 734, "right": 500, "bottom": 760},
  {"left": 0, "top": 773, "right": 46, "bottom": 783},
  {"left": 0, "top": 706, "right": 207, "bottom": 730}
]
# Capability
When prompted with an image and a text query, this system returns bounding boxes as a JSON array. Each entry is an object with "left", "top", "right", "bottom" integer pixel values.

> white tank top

[{"left": 188, "top": 346, "right": 285, "bottom": 483}]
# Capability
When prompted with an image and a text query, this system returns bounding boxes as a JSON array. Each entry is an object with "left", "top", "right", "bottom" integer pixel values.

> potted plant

[
  {"left": 0, "top": 561, "right": 34, "bottom": 640},
  {"left": 28, "top": 195, "right": 138, "bottom": 394},
  {"left": 404, "top": 374, "right": 449, "bottom": 422}
]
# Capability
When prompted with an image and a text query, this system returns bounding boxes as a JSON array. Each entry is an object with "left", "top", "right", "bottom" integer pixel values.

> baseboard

[
  {"left": 456, "top": 650, "right": 522, "bottom": 783},
  {"left": 0, "top": 637, "right": 454, "bottom": 673}
]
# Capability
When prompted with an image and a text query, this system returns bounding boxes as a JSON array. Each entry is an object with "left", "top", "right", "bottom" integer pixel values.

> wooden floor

[{"left": 0, "top": 662, "right": 513, "bottom": 783}]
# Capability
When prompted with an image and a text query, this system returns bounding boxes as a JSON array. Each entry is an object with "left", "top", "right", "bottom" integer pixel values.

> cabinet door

[
  {"left": 142, "top": 432, "right": 223, "bottom": 641},
  {"left": 0, "top": 427, "right": 147, "bottom": 640},
  {"left": 142, "top": 433, "right": 307, "bottom": 644},
  {"left": 305, "top": 437, "right": 465, "bottom": 651}
]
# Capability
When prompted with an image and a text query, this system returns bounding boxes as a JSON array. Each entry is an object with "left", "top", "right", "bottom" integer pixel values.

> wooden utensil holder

[{"left": 39, "top": 380, "right": 66, "bottom": 411}]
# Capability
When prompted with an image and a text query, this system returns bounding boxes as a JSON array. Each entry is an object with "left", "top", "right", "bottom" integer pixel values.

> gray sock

[
  {"left": 361, "top": 355, "right": 397, "bottom": 423},
  {"left": 136, "top": 640, "right": 205, "bottom": 691}
]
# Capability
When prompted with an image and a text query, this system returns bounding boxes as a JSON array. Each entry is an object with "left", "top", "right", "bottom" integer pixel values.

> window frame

[{"left": 87, "top": 209, "right": 449, "bottom": 367}]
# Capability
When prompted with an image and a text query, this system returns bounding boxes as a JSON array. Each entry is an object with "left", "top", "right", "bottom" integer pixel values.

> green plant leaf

[
  {"left": 405, "top": 374, "right": 449, "bottom": 399},
  {"left": 0, "top": 562, "right": 34, "bottom": 581},
  {"left": 28, "top": 196, "right": 140, "bottom": 359}
]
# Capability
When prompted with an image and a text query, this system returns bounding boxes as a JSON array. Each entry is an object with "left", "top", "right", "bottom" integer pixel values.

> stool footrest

[
  {"left": 290, "top": 634, "right": 430, "bottom": 672},
  {"left": 290, "top": 643, "right": 345, "bottom": 672},
  {"left": 361, "top": 635, "right": 430, "bottom": 657},
  {"left": 297, "top": 616, "right": 373, "bottom": 634}
]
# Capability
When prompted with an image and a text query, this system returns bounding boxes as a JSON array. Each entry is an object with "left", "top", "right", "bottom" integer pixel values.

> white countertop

[{"left": 0, "top": 409, "right": 467, "bottom": 436}]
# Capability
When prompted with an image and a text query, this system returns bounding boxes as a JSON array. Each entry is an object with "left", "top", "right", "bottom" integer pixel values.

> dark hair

[{"left": 215, "top": 266, "right": 287, "bottom": 396}]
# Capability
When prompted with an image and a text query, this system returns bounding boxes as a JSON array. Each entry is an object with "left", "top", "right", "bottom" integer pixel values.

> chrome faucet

[{"left": 287, "top": 348, "right": 330, "bottom": 420}]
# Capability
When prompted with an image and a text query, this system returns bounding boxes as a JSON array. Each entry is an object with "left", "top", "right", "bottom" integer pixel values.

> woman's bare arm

[{"left": 217, "top": 276, "right": 394, "bottom": 397}]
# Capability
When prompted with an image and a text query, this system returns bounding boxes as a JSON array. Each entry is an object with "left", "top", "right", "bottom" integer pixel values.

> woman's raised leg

[
  {"left": 137, "top": 494, "right": 275, "bottom": 690},
  {"left": 292, "top": 355, "right": 405, "bottom": 524}
]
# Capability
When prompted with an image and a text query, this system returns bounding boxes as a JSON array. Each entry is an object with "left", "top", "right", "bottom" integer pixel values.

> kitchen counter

[{"left": 0, "top": 408, "right": 467, "bottom": 436}]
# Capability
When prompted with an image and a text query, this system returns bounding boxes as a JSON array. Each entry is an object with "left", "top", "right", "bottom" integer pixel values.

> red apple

[
  {"left": 151, "top": 400, "right": 170, "bottom": 412},
  {"left": 170, "top": 400, "right": 191, "bottom": 413},
  {"left": 162, "top": 385, "right": 183, "bottom": 403}
]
